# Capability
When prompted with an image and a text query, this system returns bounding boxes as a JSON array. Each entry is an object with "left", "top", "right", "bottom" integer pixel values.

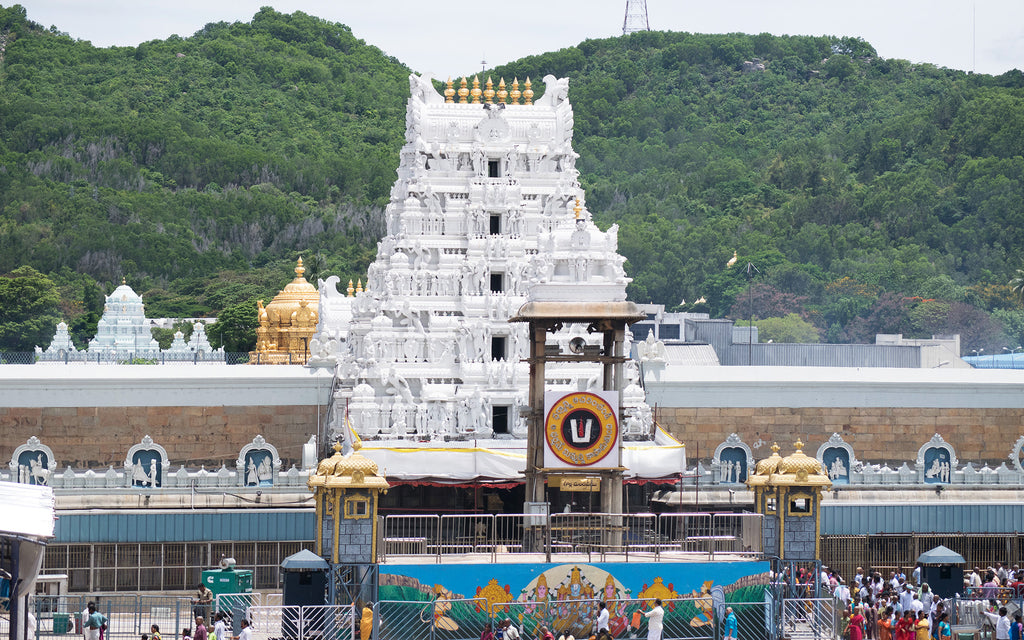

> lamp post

[
  {"left": 746, "top": 262, "right": 760, "bottom": 366},
  {"left": 971, "top": 348, "right": 983, "bottom": 367}
]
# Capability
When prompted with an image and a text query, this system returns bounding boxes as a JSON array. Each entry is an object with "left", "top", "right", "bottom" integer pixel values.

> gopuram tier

[{"left": 311, "top": 74, "right": 660, "bottom": 452}]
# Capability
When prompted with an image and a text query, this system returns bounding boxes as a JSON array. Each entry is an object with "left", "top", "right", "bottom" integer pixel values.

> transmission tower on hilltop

[{"left": 623, "top": 0, "right": 650, "bottom": 35}]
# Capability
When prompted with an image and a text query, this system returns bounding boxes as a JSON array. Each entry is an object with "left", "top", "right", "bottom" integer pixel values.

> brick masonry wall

[
  {"left": 0, "top": 405, "right": 320, "bottom": 469},
  {"left": 658, "top": 406, "right": 1024, "bottom": 463}
]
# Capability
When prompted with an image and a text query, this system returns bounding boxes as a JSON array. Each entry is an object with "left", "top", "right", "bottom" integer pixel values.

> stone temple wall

[
  {"left": 659, "top": 406, "right": 1022, "bottom": 464},
  {"left": 0, "top": 404, "right": 318, "bottom": 469}
]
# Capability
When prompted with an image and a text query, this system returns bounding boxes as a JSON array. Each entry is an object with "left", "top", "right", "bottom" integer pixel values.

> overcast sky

[{"left": 17, "top": 0, "right": 1024, "bottom": 76}]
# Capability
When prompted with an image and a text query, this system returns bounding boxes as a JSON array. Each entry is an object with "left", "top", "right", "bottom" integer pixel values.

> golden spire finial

[
  {"left": 771, "top": 442, "right": 780, "bottom": 454},
  {"left": 497, "top": 78, "right": 508, "bottom": 104},
  {"left": 444, "top": 77, "right": 455, "bottom": 103},
  {"left": 470, "top": 75, "right": 482, "bottom": 104},
  {"left": 295, "top": 257, "right": 305, "bottom": 280},
  {"left": 794, "top": 439, "right": 804, "bottom": 451},
  {"left": 574, "top": 198, "right": 582, "bottom": 219},
  {"left": 523, "top": 77, "right": 534, "bottom": 105},
  {"left": 458, "top": 77, "right": 469, "bottom": 103},
  {"left": 511, "top": 78, "right": 521, "bottom": 104},
  {"left": 347, "top": 279, "right": 354, "bottom": 297},
  {"left": 356, "top": 279, "right": 363, "bottom": 294},
  {"left": 484, "top": 76, "right": 495, "bottom": 104},
  {"left": 121, "top": 277, "right": 126, "bottom": 285},
  {"left": 332, "top": 441, "right": 343, "bottom": 454}
]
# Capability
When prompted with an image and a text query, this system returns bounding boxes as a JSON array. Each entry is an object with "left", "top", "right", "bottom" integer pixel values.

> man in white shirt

[
  {"left": 899, "top": 585, "right": 914, "bottom": 614},
  {"left": 644, "top": 599, "right": 664, "bottom": 640},
  {"left": 835, "top": 581, "right": 851, "bottom": 607},
  {"left": 982, "top": 607, "right": 1011, "bottom": 640},
  {"left": 596, "top": 602, "right": 610, "bottom": 639},
  {"left": 236, "top": 618, "right": 252, "bottom": 640},
  {"left": 910, "top": 593, "right": 924, "bottom": 615},
  {"left": 970, "top": 568, "right": 983, "bottom": 589},
  {"left": 503, "top": 619, "right": 520, "bottom": 640}
]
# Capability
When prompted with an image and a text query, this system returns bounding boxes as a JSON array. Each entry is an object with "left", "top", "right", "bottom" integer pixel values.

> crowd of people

[{"left": 801, "top": 563, "right": 1024, "bottom": 640}]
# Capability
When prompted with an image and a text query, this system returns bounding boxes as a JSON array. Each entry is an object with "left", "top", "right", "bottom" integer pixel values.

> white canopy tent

[{"left": 360, "top": 435, "right": 686, "bottom": 486}]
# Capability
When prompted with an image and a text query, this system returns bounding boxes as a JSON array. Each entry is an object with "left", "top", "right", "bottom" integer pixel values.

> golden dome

[
  {"left": 265, "top": 258, "right": 318, "bottom": 324},
  {"left": 307, "top": 442, "right": 389, "bottom": 491},
  {"left": 778, "top": 440, "right": 825, "bottom": 477},
  {"left": 755, "top": 443, "right": 783, "bottom": 476}
]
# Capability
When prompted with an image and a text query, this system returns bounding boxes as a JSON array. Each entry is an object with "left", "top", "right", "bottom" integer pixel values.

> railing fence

[{"left": 378, "top": 512, "right": 762, "bottom": 563}]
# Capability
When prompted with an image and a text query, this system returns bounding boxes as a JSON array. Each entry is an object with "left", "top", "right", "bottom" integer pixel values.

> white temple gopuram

[{"left": 309, "top": 74, "right": 685, "bottom": 483}]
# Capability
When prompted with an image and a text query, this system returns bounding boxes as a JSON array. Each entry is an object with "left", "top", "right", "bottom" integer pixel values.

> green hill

[{"left": 1, "top": 4, "right": 1023, "bottom": 352}]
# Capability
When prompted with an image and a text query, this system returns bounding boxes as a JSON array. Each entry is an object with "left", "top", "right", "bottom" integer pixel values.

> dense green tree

[
  {"left": 0, "top": 265, "right": 61, "bottom": 351},
  {"left": 209, "top": 298, "right": 260, "bottom": 352}
]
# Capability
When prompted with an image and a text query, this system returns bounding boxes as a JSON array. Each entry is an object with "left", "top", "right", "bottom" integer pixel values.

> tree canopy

[{"left": 2, "top": 5, "right": 1024, "bottom": 354}]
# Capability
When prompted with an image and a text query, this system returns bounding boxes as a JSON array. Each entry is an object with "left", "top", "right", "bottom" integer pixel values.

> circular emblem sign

[{"left": 545, "top": 392, "right": 619, "bottom": 466}]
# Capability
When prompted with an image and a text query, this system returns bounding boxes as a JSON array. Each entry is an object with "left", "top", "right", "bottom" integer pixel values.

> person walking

[
  {"left": 83, "top": 602, "right": 107, "bottom": 640},
  {"left": 213, "top": 612, "right": 230, "bottom": 640},
  {"left": 724, "top": 606, "right": 739, "bottom": 640},
  {"left": 194, "top": 617, "right": 208, "bottom": 640},
  {"left": 644, "top": 599, "right": 665, "bottom": 640},
  {"left": 850, "top": 606, "right": 866, "bottom": 640},
  {"left": 596, "top": 602, "right": 610, "bottom": 640}
]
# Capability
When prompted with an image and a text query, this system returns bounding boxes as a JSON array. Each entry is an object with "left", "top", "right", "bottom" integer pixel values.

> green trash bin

[{"left": 53, "top": 613, "right": 69, "bottom": 634}]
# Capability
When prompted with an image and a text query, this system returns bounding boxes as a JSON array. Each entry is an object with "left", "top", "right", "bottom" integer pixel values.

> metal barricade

[
  {"left": 31, "top": 595, "right": 188, "bottom": 640},
  {"left": 138, "top": 596, "right": 185, "bottom": 640},
  {"left": 373, "top": 599, "right": 441, "bottom": 640},
  {"left": 622, "top": 513, "right": 660, "bottom": 559},
  {"left": 490, "top": 600, "right": 552, "bottom": 639},
  {"left": 246, "top": 605, "right": 353, "bottom": 640},
  {"left": 437, "top": 514, "right": 493, "bottom": 557},
  {"left": 214, "top": 592, "right": 261, "bottom": 626},
  {"left": 380, "top": 515, "right": 438, "bottom": 561},
  {"left": 657, "top": 513, "right": 714, "bottom": 559},
  {"left": 712, "top": 513, "right": 763, "bottom": 557},
  {"left": 492, "top": 514, "right": 532, "bottom": 557},
  {"left": 264, "top": 594, "right": 284, "bottom": 607},
  {"left": 782, "top": 598, "right": 836, "bottom": 640},
  {"left": 248, "top": 605, "right": 293, "bottom": 640},
  {"left": 302, "top": 604, "right": 355, "bottom": 640}
]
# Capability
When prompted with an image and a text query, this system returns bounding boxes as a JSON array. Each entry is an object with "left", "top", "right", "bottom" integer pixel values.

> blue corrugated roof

[
  {"left": 821, "top": 503, "right": 1024, "bottom": 535},
  {"left": 52, "top": 504, "right": 1024, "bottom": 543},
  {"left": 54, "top": 509, "right": 316, "bottom": 543}
]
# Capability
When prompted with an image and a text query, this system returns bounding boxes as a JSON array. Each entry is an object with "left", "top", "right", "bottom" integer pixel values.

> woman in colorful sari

[{"left": 878, "top": 606, "right": 895, "bottom": 640}]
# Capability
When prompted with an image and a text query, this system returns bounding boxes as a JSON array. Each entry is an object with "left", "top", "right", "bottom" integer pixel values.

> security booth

[
  {"left": 280, "top": 549, "right": 330, "bottom": 640},
  {"left": 281, "top": 549, "right": 329, "bottom": 606},
  {"left": 917, "top": 544, "right": 965, "bottom": 600}
]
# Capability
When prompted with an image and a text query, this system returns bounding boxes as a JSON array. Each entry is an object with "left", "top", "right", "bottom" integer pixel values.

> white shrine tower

[
  {"left": 86, "top": 279, "right": 160, "bottom": 359},
  {"left": 311, "top": 74, "right": 683, "bottom": 483}
]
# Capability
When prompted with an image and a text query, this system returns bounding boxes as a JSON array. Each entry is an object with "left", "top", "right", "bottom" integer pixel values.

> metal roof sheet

[
  {"left": 821, "top": 503, "right": 1024, "bottom": 535},
  {"left": 54, "top": 509, "right": 315, "bottom": 543}
]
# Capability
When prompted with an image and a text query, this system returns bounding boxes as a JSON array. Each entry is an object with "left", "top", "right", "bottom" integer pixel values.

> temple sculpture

[
  {"left": 251, "top": 258, "right": 320, "bottom": 364},
  {"left": 312, "top": 74, "right": 663, "bottom": 457}
]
